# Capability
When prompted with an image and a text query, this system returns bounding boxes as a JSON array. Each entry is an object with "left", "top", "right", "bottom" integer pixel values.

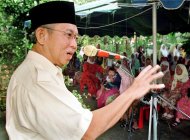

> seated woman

[
  {"left": 117, "top": 66, "right": 139, "bottom": 130},
  {"left": 117, "top": 62, "right": 133, "bottom": 94},
  {"left": 80, "top": 56, "right": 104, "bottom": 97},
  {"left": 96, "top": 67, "right": 121, "bottom": 108},
  {"left": 158, "top": 61, "right": 171, "bottom": 91},
  {"left": 172, "top": 88, "right": 190, "bottom": 126},
  {"left": 161, "top": 64, "right": 189, "bottom": 119}
]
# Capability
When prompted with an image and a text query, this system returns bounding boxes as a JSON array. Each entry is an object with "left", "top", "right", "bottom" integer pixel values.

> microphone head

[{"left": 83, "top": 45, "right": 98, "bottom": 57}]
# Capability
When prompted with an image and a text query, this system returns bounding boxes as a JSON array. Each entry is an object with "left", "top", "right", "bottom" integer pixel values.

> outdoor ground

[
  {"left": 1, "top": 89, "right": 190, "bottom": 140},
  {"left": 83, "top": 95, "right": 190, "bottom": 140}
]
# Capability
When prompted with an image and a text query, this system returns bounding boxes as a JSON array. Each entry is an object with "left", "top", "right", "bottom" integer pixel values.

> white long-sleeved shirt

[{"left": 6, "top": 51, "right": 92, "bottom": 140}]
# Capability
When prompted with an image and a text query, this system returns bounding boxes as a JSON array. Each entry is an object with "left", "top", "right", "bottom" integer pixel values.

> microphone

[{"left": 83, "top": 45, "right": 126, "bottom": 60}]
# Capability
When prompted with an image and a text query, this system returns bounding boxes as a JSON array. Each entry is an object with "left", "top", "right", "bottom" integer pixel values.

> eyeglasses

[{"left": 42, "top": 26, "right": 79, "bottom": 41}]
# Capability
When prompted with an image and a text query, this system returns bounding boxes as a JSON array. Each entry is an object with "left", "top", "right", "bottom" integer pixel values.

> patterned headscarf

[{"left": 171, "top": 64, "right": 189, "bottom": 90}]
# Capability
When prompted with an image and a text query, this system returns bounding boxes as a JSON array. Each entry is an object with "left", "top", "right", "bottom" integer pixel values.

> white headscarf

[
  {"left": 160, "top": 61, "right": 170, "bottom": 75},
  {"left": 160, "top": 44, "right": 168, "bottom": 57},
  {"left": 173, "top": 44, "right": 181, "bottom": 57},
  {"left": 171, "top": 64, "right": 189, "bottom": 90}
]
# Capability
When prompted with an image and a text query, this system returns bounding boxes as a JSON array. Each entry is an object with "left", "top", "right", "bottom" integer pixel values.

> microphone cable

[{"left": 113, "top": 61, "right": 134, "bottom": 78}]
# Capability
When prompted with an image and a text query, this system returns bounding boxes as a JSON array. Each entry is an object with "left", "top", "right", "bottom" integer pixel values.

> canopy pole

[
  {"left": 148, "top": 2, "right": 158, "bottom": 140},
  {"left": 153, "top": 3, "right": 158, "bottom": 140},
  {"left": 153, "top": 2, "right": 157, "bottom": 67}
]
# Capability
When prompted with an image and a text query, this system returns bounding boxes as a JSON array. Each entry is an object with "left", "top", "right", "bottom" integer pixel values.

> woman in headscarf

[
  {"left": 160, "top": 44, "right": 169, "bottom": 57},
  {"left": 158, "top": 61, "right": 171, "bottom": 88},
  {"left": 161, "top": 64, "right": 189, "bottom": 119},
  {"left": 80, "top": 56, "right": 104, "bottom": 97},
  {"left": 172, "top": 88, "right": 190, "bottom": 126},
  {"left": 117, "top": 62, "right": 133, "bottom": 94},
  {"left": 172, "top": 64, "right": 190, "bottom": 126},
  {"left": 159, "top": 44, "right": 169, "bottom": 61},
  {"left": 117, "top": 65, "right": 139, "bottom": 130}
]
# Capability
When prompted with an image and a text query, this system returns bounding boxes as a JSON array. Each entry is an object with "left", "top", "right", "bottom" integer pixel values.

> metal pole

[
  {"left": 153, "top": 95, "right": 158, "bottom": 140},
  {"left": 153, "top": 2, "right": 157, "bottom": 67},
  {"left": 152, "top": 2, "right": 158, "bottom": 140},
  {"left": 148, "top": 2, "right": 158, "bottom": 140},
  {"left": 148, "top": 96, "right": 153, "bottom": 140},
  {"left": 158, "top": 95, "right": 190, "bottom": 119}
]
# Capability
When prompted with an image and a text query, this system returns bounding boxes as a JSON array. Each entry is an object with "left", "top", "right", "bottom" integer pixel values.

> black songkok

[{"left": 29, "top": 1, "right": 76, "bottom": 31}]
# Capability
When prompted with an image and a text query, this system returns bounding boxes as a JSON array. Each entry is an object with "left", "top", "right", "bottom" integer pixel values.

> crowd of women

[{"left": 64, "top": 44, "right": 190, "bottom": 129}]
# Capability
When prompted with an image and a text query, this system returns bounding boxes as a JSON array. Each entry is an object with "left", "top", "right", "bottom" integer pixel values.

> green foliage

[
  {"left": 0, "top": 97, "right": 6, "bottom": 111},
  {"left": 1, "top": 0, "right": 37, "bottom": 28},
  {"left": 181, "top": 33, "right": 190, "bottom": 55},
  {"left": 0, "top": 26, "right": 32, "bottom": 65},
  {"left": 0, "top": 0, "right": 97, "bottom": 112},
  {"left": 73, "top": 0, "right": 95, "bottom": 5},
  {"left": 72, "top": 90, "right": 90, "bottom": 109},
  {"left": 64, "top": 76, "right": 91, "bottom": 109},
  {"left": 77, "top": 35, "right": 133, "bottom": 56}
]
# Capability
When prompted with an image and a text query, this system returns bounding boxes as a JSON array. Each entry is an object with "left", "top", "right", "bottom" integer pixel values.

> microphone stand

[
  {"left": 148, "top": 91, "right": 158, "bottom": 140},
  {"left": 147, "top": 90, "right": 190, "bottom": 140},
  {"left": 114, "top": 61, "right": 190, "bottom": 140},
  {"left": 148, "top": 2, "right": 190, "bottom": 140}
]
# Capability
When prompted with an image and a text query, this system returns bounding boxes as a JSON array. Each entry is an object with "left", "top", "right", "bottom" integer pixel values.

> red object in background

[{"left": 138, "top": 105, "right": 160, "bottom": 129}]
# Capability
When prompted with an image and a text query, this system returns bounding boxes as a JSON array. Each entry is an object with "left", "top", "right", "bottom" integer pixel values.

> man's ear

[{"left": 35, "top": 27, "right": 48, "bottom": 45}]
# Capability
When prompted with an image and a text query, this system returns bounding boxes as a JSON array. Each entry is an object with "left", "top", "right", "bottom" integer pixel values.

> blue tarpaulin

[
  {"left": 160, "top": 0, "right": 185, "bottom": 9},
  {"left": 131, "top": 0, "right": 186, "bottom": 9}
]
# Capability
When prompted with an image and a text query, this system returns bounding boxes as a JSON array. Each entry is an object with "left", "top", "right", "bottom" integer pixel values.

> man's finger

[
  {"left": 137, "top": 65, "right": 152, "bottom": 79},
  {"left": 147, "top": 71, "right": 164, "bottom": 83},
  {"left": 147, "top": 65, "right": 161, "bottom": 77},
  {"left": 137, "top": 65, "right": 161, "bottom": 80},
  {"left": 150, "top": 83, "right": 165, "bottom": 90}
]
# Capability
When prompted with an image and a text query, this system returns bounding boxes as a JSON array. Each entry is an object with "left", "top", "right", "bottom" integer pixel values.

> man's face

[{"left": 42, "top": 23, "right": 78, "bottom": 66}]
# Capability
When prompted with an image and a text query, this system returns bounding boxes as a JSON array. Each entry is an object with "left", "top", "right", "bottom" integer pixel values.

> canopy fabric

[
  {"left": 75, "top": 0, "right": 190, "bottom": 37},
  {"left": 160, "top": 0, "right": 186, "bottom": 9}
]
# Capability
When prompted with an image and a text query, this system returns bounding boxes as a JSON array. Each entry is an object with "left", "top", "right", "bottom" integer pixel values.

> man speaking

[{"left": 6, "top": 1, "right": 165, "bottom": 140}]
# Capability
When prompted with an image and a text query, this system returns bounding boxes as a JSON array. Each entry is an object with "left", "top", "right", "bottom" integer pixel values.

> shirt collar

[{"left": 26, "top": 50, "right": 63, "bottom": 76}]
